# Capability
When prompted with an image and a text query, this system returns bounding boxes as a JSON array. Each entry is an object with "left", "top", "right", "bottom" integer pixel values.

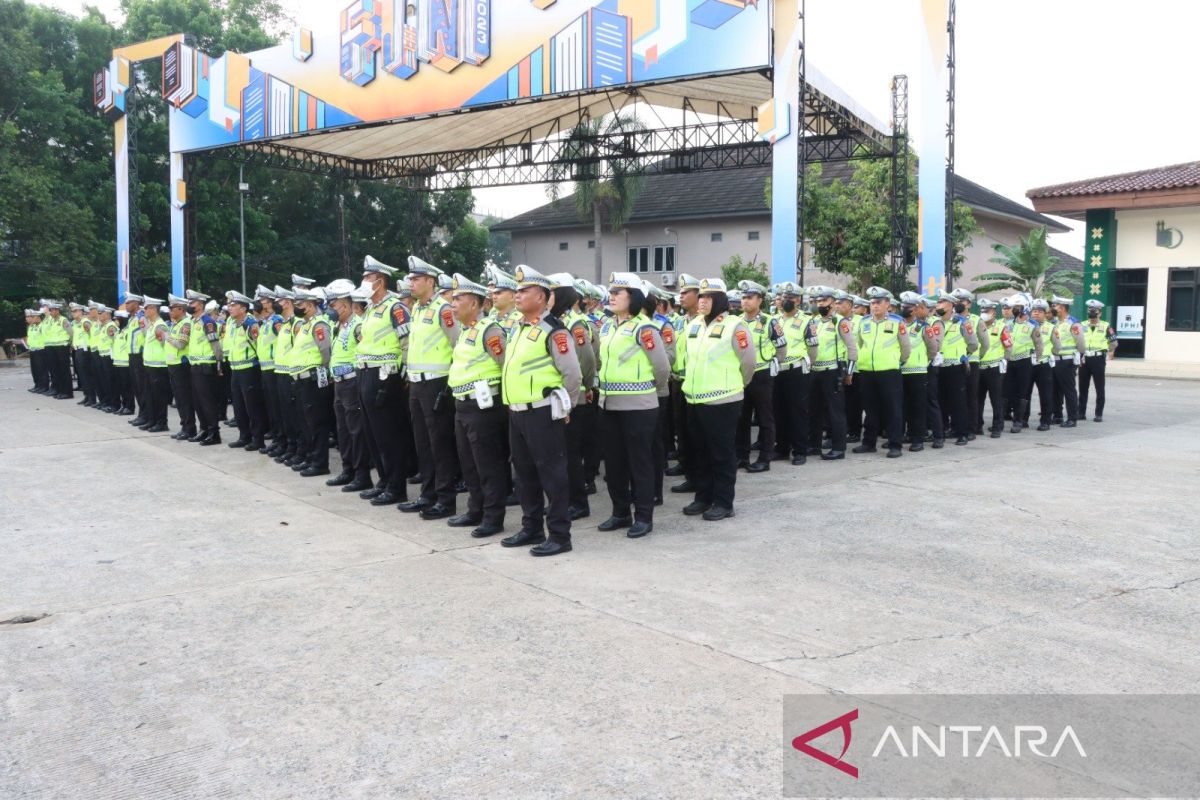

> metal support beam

[
  {"left": 945, "top": 0, "right": 957, "bottom": 289},
  {"left": 890, "top": 74, "right": 910, "bottom": 294}
]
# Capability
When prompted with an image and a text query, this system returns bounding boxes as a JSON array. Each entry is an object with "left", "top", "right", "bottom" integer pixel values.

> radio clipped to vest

[{"left": 472, "top": 380, "right": 495, "bottom": 409}]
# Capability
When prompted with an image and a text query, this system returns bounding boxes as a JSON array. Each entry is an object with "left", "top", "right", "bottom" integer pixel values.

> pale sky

[{"left": 40, "top": 0, "right": 1200, "bottom": 255}]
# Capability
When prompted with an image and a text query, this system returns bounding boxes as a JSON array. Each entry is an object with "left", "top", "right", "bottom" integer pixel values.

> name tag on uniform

[
  {"left": 526, "top": 327, "right": 543, "bottom": 342},
  {"left": 422, "top": 310, "right": 435, "bottom": 324},
  {"left": 884, "top": 323, "right": 895, "bottom": 334},
  {"left": 466, "top": 329, "right": 479, "bottom": 346},
  {"left": 688, "top": 324, "right": 701, "bottom": 338},
  {"left": 862, "top": 322, "right": 872, "bottom": 333},
  {"left": 710, "top": 324, "right": 725, "bottom": 338},
  {"left": 619, "top": 326, "right": 635, "bottom": 337}
]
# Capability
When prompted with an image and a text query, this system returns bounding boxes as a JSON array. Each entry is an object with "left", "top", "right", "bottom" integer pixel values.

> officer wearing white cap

[
  {"left": 951, "top": 287, "right": 984, "bottom": 437},
  {"left": 772, "top": 281, "right": 815, "bottom": 465},
  {"left": 594, "top": 272, "right": 670, "bottom": 537},
  {"left": 806, "top": 286, "right": 858, "bottom": 459},
  {"left": 291, "top": 273, "right": 316, "bottom": 290},
  {"left": 164, "top": 294, "right": 197, "bottom": 440},
  {"left": 183, "top": 290, "right": 223, "bottom": 444},
  {"left": 1028, "top": 298, "right": 1055, "bottom": 431},
  {"left": 95, "top": 303, "right": 118, "bottom": 412},
  {"left": 934, "top": 290, "right": 978, "bottom": 445},
  {"left": 1049, "top": 295, "right": 1086, "bottom": 428},
  {"left": 1004, "top": 292, "right": 1042, "bottom": 433},
  {"left": 252, "top": 285, "right": 284, "bottom": 452},
  {"left": 853, "top": 286, "right": 911, "bottom": 457},
  {"left": 832, "top": 291, "right": 865, "bottom": 443},
  {"left": 975, "top": 298, "right": 1010, "bottom": 438},
  {"left": 445, "top": 273, "right": 509, "bottom": 538},
  {"left": 271, "top": 286, "right": 305, "bottom": 464},
  {"left": 121, "top": 292, "right": 148, "bottom": 420},
  {"left": 22, "top": 307, "right": 48, "bottom": 393},
  {"left": 734, "top": 280, "right": 788, "bottom": 473},
  {"left": 642, "top": 281, "right": 678, "bottom": 504},
  {"left": 39, "top": 299, "right": 73, "bottom": 398},
  {"left": 289, "top": 287, "right": 334, "bottom": 476},
  {"left": 499, "top": 265, "right": 582, "bottom": 556},
  {"left": 137, "top": 295, "right": 171, "bottom": 432},
  {"left": 355, "top": 256, "right": 414, "bottom": 507},
  {"left": 484, "top": 265, "right": 521, "bottom": 335},
  {"left": 222, "top": 290, "right": 268, "bottom": 451},
  {"left": 898, "top": 291, "right": 934, "bottom": 451},
  {"left": 68, "top": 302, "right": 90, "bottom": 401},
  {"left": 549, "top": 271, "right": 597, "bottom": 521},
  {"left": 667, "top": 273, "right": 704, "bottom": 492},
  {"left": 1079, "top": 299, "right": 1117, "bottom": 421},
  {"left": 680, "top": 278, "right": 756, "bottom": 521},
  {"left": 323, "top": 279, "right": 373, "bottom": 493},
  {"left": 402, "top": 255, "right": 461, "bottom": 520}
]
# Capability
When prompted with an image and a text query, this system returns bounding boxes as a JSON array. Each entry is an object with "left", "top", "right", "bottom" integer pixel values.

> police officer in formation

[{"left": 33, "top": 263, "right": 1116, "bottom": 557}]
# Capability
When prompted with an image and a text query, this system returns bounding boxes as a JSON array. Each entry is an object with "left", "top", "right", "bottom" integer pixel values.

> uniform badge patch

[
  {"left": 639, "top": 328, "right": 656, "bottom": 350},
  {"left": 735, "top": 329, "right": 750, "bottom": 349},
  {"left": 440, "top": 306, "right": 455, "bottom": 328},
  {"left": 486, "top": 335, "right": 504, "bottom": 356},
  {"left": 573, "top": 326, "right": 587, "bottom": 347},
  {"left": 661, "top": 326, "right": 674, "bottom": 345},
  {"left": 552, "top": 330, "right": 570, "bottom": 354}
]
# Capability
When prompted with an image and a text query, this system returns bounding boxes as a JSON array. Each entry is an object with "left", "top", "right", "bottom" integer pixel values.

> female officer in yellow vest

[
  {"left": 852, "top": 287, "right": 912, "bottom": 458},
  {"left": 772, "top": 282, "right": 816, "bottom": 465},
  {"left": 223, "top": 290, "right": 269, "bottom": 452},
  {"left": 734, "top": 280, "right": 788, "bottom": 473},
  {"left": 324, "top": 280, "right": 374, "bottom": 494},
  {"left": 1078, "top": 299, "right": 1117, "bottom": 422},
  {"left": 680, "top": 278, "right": 756, "bottom": 522},
  {"left": 401, "top": 256, "right": 461, "bottom": 520},
  {"left": 24, "top": 309, "right": 47, "bottom": 393},
  {"left": 499, "top": 265, "right": 582, "bottom": 557},
  {"left": 111, "top": 309, "right": 134, "bottom": 413},
  {"left": 445, "top": 274, "right": 509, "bottom": 539},
  {"left": 595, "top": 272, "right": 671, "bottom": 538}
]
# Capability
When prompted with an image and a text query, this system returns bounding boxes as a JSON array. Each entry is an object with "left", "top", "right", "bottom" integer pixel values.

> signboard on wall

[
  {"left": 1116, "top": 305, "right": 1144, "bottom": 340},
  {"left": 167, "top": 0, "right": 771, "bottom": 153}
]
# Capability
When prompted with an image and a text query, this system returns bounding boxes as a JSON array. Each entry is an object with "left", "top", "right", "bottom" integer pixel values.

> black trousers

[
  {"left": 736, "top": 370, "right": 775, "bottom": 462},
  {"left": 454, "top": 400, "right": 508, "bottom": 526},
  {"left": 335, "top": 378, "right": 371, "bottom": 480},
  {"left": 261, "top": 370, "right": 281, "bottom": 440},
  {"left": 358, "top": 367, "right": 411, "bottom": 497},
  {"left": 844, "top": 377, "right": 863, "bottom": 438},
  {"left": 1079, "top": 355, "right": 1107, "bottom": 418},
  {"left": 115, "top": 365, "right": 133, "bottom": 409},
  {"left": 902, "top": 372, "right": 928, "bottom": 442},
  {"left": 145, "top": 367, "right": 170, "bottom": 427},
  {"left": 29, "top": 350, "right": 46, "bottom": 389},
  {"left": 190, "top": 363, "right": 220, "bottom": 433},
  {"left": 46, "top": 346, "right": 71, "bottom": 396},
  {"left": 965, "top": 361, "right": 981, "bottom": 432},
  {"left": 808, "top": 369, "right": 847, "bottom": 453},
  {"left": 84, "top": 351, "right": 101, "bottom": 402},
  {"left": 861, "top": 370, "right": 904, "bottom": 449},
  {"left": 277, "top": 372, "right": 303, "bottom": 455},
  {"left": 688, "top": 401, "right": 741, "bottom": 509},
  {"left": 1004, "top": 357, "right": 1034, "bottom": 415},
  {"left": 168, "top": 363, "right": 195, "bottom": 433},
  {"left": 774, "top": 366, "right": 811, "bottom": 458},
  {"left": 231, "top": 366, "right": 267, "bottom": 445},
  {"left": 73, "top": 349, "right": 90, "bottom": 397},
  {"left": 979, "top": 365, "right": 1005, "bottom": 433},
  {"left": 670, "top": 381, "right": 692, "bottom": 476},
  {"left": 510, "top": 405, "right": 571, "bottom": 543},
  {"left": 295, "top": 376, "right": 333, "bottom": 469},
  {"left": 566, "top": 401, "right": 596, "bottom": 510},
  {"left": 1053, "top": 359, "right": 1079, "bottom": 422},
  {"left": 601, "top": 406, "right": 659, "bottom": 523},
  {"left": 97, "top": 355, "right": 114, "bottom": 406},
  {"left": 926, "top": 365, "right": 944, "bottom": 441},
  {"left": 409, "top": 377, "right": 459, "bottom": 507},
  {"left": 652, "top": 396, "right": 669, "bottom": 500},
  {"left": 1030, "top": 362, "right": 1053, "bottom": 424},
  {"left": 219, "top": 366, "right": 232, "bottom": 421},
  {"left": 129, "top": 353, "right": 146, "bottom": 415},
  {"left": 939, "top": 362, "right": 969, "bottom": 439},
  {"left": 582, "top": 398, "right": 603, "bottom": 481}
]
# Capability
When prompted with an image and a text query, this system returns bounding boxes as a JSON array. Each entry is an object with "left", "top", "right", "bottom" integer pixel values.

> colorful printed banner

[{"left": 917, "top": 0, "right": 947, "bottom": 295}]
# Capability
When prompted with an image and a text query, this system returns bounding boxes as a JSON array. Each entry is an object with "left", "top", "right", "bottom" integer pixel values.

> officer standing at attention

[
  {"left": 834, "top": 292, "right": 864, "bottom": 443},
  {"left": 1078, "top": 299, "right": 1117, "bottom": 422},
  {"left": 184, "top": 290, "right": 223, "bottom": 445},
  {"left": 935, "top": 291, "right": 978, "bottom": 446},
  {"left": 24, "top": 308, "right": 47, "bottom": 393},
  {"left": 325, "top": 280, "right": 374, "bottom": 493},
  {"left": 680, "top": 278, "right": 756, "bottom": 521},
  {"left": 445, "top": 274, "right": 509, "bottom": 539},
  {"left": 595, "top": 272, "right": 670, "bottom": 538},
  {"left": 1028, "top": 298, "right": 1055, "bottom": 432},
  {"left": 224, "top": 290, "right": 268, "bottom": 451},
  {"left": 39, "top": 300, "right": 73, "bottom": 399},
  {"left": 1004, "top": 294, "right": 1042, "bottom": 433},
  {"left": 549, "top": 272, "right": 597, "bottom": 521},
  {"left": 270, "top": 287, "right": 302, "bottom": 464},
  {"left": 853, "top": 287, "right": 911, "bottom": 458},
  {"left": 772, "top": 282, "right": 815, "bottom": 465},
  {"left": 402, "top": 256, "right": 461, "bottom": 520},
  {"left": 290, "top": 288, "right": 334, "bottom": 477},
  {"left": 69, "top": 303, "right": 90, "bottom": 401},
  {"left": 111, "top": 309, "right": 133, "bottom": 412},
  {"left": 164, "top": 294, "right": 197, "bottom": 440},
  {"left": 976, "top": 298, "right": 1011, "bottom": 438},
  {"left": 734, "top": 280, "right": 787, "bottom": 473},
  {"left": 898, "top": 292, "right": 933, "bottom": 452},
  {"left": 138, "top": 296, "right": 171, "bottom": 433},
  {"left": 951, "top": 288, "right": 984, "bottom": 437},
  {"left": 355, "top": 256, "right": 413, "bottom": 507},
  {"left": 499, "top": 266, "right": 582, "bottom": 557},
  {"left": 668, "top": 273, "right": 702, "bottom": 490},
  {"left": 484, "top": 266, "right": 522, "bottom": 334},
  {"left": 806, "top": 286, "right": 857, "bottom": 460},
  {"left": 1050, "top": 295, "right": 1086, "bottom": 428},
  {"left": 253, "top": 286, "right": 283, "bottom": 452}
]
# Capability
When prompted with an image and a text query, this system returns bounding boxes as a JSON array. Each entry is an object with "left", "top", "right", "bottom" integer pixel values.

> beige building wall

[{"left": 1115, "top": 207, "right": 1200, "bottom": 364}]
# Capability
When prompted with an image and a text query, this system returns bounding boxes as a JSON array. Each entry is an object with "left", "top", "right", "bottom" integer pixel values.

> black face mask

[
  {"left": 782, "top": 299, "right": 796, "bottom": 313},
  {"left": 818, "top": 304, "right": 832, "bottom": 317},
  {"left": 1088, "top": 310, "right": 1100, "bottom": 319},
  {"left": 954, "top": 302, "right": 967, "bottom": 314},
  {"left": 294, "top": 306, "right": 307, "bottom": 318}
]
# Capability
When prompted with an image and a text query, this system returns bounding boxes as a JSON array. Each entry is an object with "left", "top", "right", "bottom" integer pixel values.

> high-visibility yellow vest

[
  {"left": 187, "top": 315, "right": 217, "bottom": 365},
  {"left": 501, "top": 319, "right": 564, "bottom": 406},
  {"left": 448, "top": 319, "right": 503, "bottom": 400},
  {"left": 779, "top": 313, "right": 810, "bottom": 367},
  {"left": 681, "top": 314, "right": 743, "bottom": 404},
  {"left": 274, "top": 316, "right": 297, "bottom": 374},
  {"left": 742, "top": 313, "right": 779, "bottom": 372},
  {"left": 857, "top": 316, "right": 903, "bottom": 372},
  {"left": 407, "top": 296, "right": 454, "bottom": 376},
  {"left": 258, "top": 314, "right": 280, "bottom": 371},
  {"left": 597, "top": 315, "right": 657, "bottom": 398},
  {"left": 980, "top": 319, "right": 1006, "bottom": 366},
  {"left": 942, "top": 317, "right": 968, "bottom": 362},
  {"left": 226, "top": 318, "right": 259, "bottom": 370},
  {"left": 329, "top": 315, "right": 361, "bottom": 378},
  {"left": 112, "top": 323, "right": 132, "bottom": 366},
  {"left": 164, "top": 317, "right": 187, "bottom": 366},
  {"left": 42, "top": 316, "right": 70, "bottom": 346},
  {"left": 1084, "top": 322, "right": 1110, "bottom": 352},
  {"left": 88, "top": 317, "right": 102, "bottom": 351},
  {"left": 98, "top": 321, "right": 117, "bottom": 357},
  {"left": 1053, "top": 320, "right": 1078, "bottom": 356},
  {"left": 27, "top": 322, "right": 44, "bottom": 350},
  {"left": 902, "top": 319, "right": 928, "bottom": 374},
  {"left": 966, "top": 313, "right": 982, "bottom": 363},
  {"left": 71, "top": 319, "right": 85, "bottom": 348},
  {"left": 1009, "top": 320, "right": 1035, "bottom": 358},
  {"left": 291, "top": 317, "right": 327, "bottom": 371},
  {"left": 356, "top": 298, "right": 405, "bottom": 368},
  {"left": 143, "top": 319, "right": 168, "bottom": 368},
  {"left": 812, "top": 314, "right": 848, "bottom": 371}
]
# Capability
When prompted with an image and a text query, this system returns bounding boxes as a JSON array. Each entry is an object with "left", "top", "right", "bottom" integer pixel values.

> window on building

[
  {"left": 748, "top": 231, "right": 760, "bottom": 241},
  {"left": 653, "top": 245, "right": 676, "bottom": 273},
  {"left": 559, "top": 242, "right": 569, "bottom": 251},
  {"left": 1166, "top": 268, "right": 1200, "bottom": 331},
  {"left": 587, "top": 240, "right": 595, "bottom": 249},
  {"left": 711, "top": 232, "right": 723, "bottom": 242},
  {"left": 628, "top": 246, "right": 649, "bottom": 273}
]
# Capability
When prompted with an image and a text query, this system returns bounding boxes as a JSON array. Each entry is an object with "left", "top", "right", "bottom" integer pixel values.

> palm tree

[
  {"left": 546, "top": 113, "right": 648, "bottom": 282},
  {"left": 973, "top": 226, "right": 1082, "bottom": 298}
]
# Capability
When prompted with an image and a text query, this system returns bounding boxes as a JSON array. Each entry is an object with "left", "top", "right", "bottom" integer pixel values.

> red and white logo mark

[{"left": 792, "top": 708, "right": 859, "bottom": 778}]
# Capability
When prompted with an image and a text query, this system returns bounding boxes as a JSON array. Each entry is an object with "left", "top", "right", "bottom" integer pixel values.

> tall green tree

[{"left": 973, "top": 226, "right": 1081, "bottom": 298}]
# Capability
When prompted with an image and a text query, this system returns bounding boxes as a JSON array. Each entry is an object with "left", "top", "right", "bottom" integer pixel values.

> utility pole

[
  {"left": 238, "top": 164, "right": 249, "bottom": 295},
  {"left": 337, "top": 186, "right": 350, "bottom": 278}
]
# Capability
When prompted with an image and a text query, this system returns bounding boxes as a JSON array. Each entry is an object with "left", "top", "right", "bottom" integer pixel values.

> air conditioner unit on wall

[{"left": 660, "top": 273, "right": 675, "bottom": 287}]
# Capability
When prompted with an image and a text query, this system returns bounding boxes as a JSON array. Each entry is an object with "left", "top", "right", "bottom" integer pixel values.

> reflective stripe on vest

[
  {"left": 980, "top": 320, "right": 1006, "bottom": 366},
  {"left": 329, "top": 316, "right": 361, "bottom": 378},
  {"left": 902, "top": 319, "right": 928, "bottom": 374},
  {"left": 1084, "top": 322, "right": 1110, "bottom": 352},
  {"left": 681, "top": 315, "right": 743, "bottom": 404},
  {"left": 501, "top": 321, "right": 562, "bottom": 406},
  {"left": 743, "top": 313, "right": 778, "bottom": 371},
  {"left": 1010, "top": 320, "right": 1034, "bottom": 358},
  {"left": 227, "top": 318, "right": 259, "bottom": 370},
  {"left": 356, "top": 298, "right": 404, "bottom": 367},
  {"left": 143, "top": 319, "right": 168, "bottom": 368},
  {"left": 942, "top": 318, "right": 967, "bottom": 362},
  {"left": 407, "top": 296, "right": 454, "bottom": 375},
  {"left": 597, "top": 316, "right": 656, "bottom": 398},
  {"left": 187, "top": 316, "right": 216, "bottom": 364},
  {"left": 448, "top": 320, "right": 502, "bottom": 399},
  {"left": 858, "top": 317, "right": 902, "bottom": 372},
  {"left": 812, "top": 315, "right": 846, "bottom": 371}
]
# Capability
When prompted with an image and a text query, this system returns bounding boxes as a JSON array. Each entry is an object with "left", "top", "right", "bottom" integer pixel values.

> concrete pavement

[{"left": 1, "top": 367, "right": 1197, "bottom": 798}]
